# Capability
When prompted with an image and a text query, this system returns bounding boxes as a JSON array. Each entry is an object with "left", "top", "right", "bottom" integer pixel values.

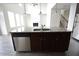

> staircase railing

[{"left": 60, "top": 15, "right": 68, "bottom": 28}]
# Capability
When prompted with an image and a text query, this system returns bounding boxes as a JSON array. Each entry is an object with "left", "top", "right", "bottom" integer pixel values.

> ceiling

[{"left": 0, "top": 3, "right": 71, "bottom": 14}]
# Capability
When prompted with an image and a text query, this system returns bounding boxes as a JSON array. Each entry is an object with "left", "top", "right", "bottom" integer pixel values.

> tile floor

[{"left": 0, "top": 34, "right": 79, "bottom": 56}]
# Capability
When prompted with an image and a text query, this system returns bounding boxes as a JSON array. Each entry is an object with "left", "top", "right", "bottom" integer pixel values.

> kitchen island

[{"left": 10, "top": 27, "right": 71, "bottom": 52}]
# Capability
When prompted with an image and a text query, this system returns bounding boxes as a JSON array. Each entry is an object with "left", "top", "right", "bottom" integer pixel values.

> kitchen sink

[{"left": 33, "top": 28, "right": 50, "bottom": 31}]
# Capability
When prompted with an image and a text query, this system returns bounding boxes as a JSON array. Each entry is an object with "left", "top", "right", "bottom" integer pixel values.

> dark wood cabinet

[
  {"left": 31, "top": 37, "right": 41, "bottom": 51},
  {"left": 31, "top": 32, "right": 71, "bottom": 52},
  {"left": 42, "top": 32, "right": 56, "bottom": 51},
  {"left": 31, "top": 33, "right": 42, "bottom": 52},
  {"left": 10, "top": 27, "right": 71, "bottom": 52}
]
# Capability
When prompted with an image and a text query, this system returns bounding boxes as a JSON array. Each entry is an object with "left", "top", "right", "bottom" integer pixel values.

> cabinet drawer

[
  {"left": 11, "top": 33, "right": 30, "bottom": 37},
  {"left": 46, "top": 33, "right": 57, "bottom": 40},
  {"left": 31, "top": 33, "right": 41, "bottom": 37}
]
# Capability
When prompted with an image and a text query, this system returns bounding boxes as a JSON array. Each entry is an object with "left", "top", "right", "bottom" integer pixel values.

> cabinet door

[
  {"left": 48, "top": 38, "right": 56, "bottom": 51},
  {"left": 45, "top": 33, "right": 56, "bottom": 51},
  {"left": 41, "top": 33, "right": 47, "bottom": 51},
  {"left": 56, "top": 32, "right": 71, "bottom": 51},
  {"left": 42, "top": 38, "right": 49, "bottom": 51},
  {"left": 31, "top": 37, "right": 41, "bottom": 52},
  {"left": 31, "top": 32, "right": 42, "bottom": 52}
]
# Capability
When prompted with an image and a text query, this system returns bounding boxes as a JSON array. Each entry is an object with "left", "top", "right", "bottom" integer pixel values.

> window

[
  {"left": 8, "top": 11, "right": 16, "bottom": 28},
  {"left": 20, "top": 15, "right": 24, "bottom": 25},
  {"left": 8, "top": 11, "right": 24, "bottom": 32},
  {"left": 15, "top": 14, "right": 21, "bottom": 26}
]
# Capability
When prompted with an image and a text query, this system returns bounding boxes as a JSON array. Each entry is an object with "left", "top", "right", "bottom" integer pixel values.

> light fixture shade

[
  {"left": 39, "top": 3, "right": 42, "bottom": 14},
  {"left": 56, "top": 3, "right": 57, "bottom": 13},
  {"left": 23, "top": 3, "right": 27, "bottom": 15},
  {"left": 32, "top": 3, "right": 38, "bottom": 6},
  {"left": 40, "top": 11, "right": 42, "bottom": 14}
]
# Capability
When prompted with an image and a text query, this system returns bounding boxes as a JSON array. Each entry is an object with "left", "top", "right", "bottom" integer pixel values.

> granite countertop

[{"left": 10, "top": 27, "right": 72, "bottom": 33}]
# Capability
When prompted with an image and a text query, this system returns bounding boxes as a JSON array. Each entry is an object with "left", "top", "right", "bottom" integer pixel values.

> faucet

[{"left": 41, "top": 24, "right": 45, "bottom": 30}]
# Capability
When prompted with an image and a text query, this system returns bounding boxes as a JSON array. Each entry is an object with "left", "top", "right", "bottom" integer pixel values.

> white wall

[{"left": 67, "top": 3, "right": 77, "bottom": 31}]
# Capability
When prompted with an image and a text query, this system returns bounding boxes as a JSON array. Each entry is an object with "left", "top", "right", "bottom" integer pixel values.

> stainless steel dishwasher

[{"left": 13, "top": 37, "right": 31, "bottom": 51}]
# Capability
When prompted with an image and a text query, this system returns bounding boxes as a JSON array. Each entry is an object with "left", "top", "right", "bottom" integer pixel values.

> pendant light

[
  {"left": 40, "top": 3, "right": 42, "bottom": 14},
  {"left": 32, "top": 3, "right": 38, "bottom": 6},
  {"left": 56, "top": 3, "right": 57, "bottom": 13},
  {"left": 24, "top": 3, "right": 26, "bottom": 15}
]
